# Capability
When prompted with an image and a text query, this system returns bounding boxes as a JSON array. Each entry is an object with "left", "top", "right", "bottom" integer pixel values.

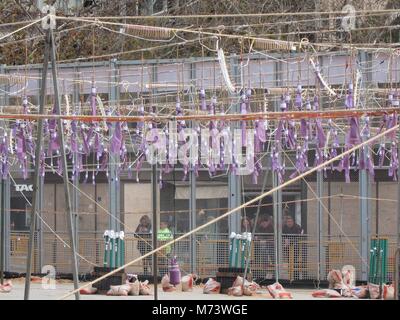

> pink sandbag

[
  {"left": 267, "top": 282, "right": 293, "bottom": 299},
  {"left": 181, "top": 274, "right": 194, "bottom": 292},
  {"left": 203, "top": 278, "right": 221, "bottom": 294},
  {"left": 327, "top": 270, "right": 343, "bottom": 289},
  {"left": 227, "top": 285, "right": 243, "bottom": 296},
  {"left": 79, "top": 286, "right": 97, "bottom": 295},
  {"left": 140, "top": 280, "right": 151, "bottom": 295},
  {"left": 0, "top": 280, "right": 12, "bottom": 293},
  {"left": 162, "top": 274, "right": 176, "bottom": 292},
  {"left": 107, "top": 284, "right": 131, "bottom": 296},
  {"left": 383, "top": 284, "right": 394, "bottom": 300},
  {"left": 128, "top": 279, "right": 140, "bottom": 296},
  {"left": 368, "top": 283, "right": 380, "bottom": 299},
  {"left": 312, "top": 289, "right": 342, "bottom": 298},
  {"left": 243, "top": 281, "right": 259, "bottom": 296}
]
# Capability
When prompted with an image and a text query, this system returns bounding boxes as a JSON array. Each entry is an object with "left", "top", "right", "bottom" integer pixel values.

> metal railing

[{"left": 8, "top": 231, "right": 399, "bottom": 281}]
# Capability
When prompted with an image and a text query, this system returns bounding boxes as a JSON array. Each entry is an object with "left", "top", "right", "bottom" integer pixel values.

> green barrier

[
  {"left": 120, "top": 231, "right": 125, "bottom": 266},
  {"left": 234, "top": 235, "right": 240, "bottom": 268},
  {"left": 229, "top": 232, "right": 236, "bottom": 267},
  {"left": 228, "top": 232, "right": 252, "bottom": 269},
  {"left": 369, "top": 237, "right": 388, "bottom": 286},
  {"left": 103, "top": 230, "right": 110, "bottom": 267},
  {"left": 109, "top": 230, "right": 115, "bottom": 269},
  {"left": 115, "top": 232, "right": 120, "bottom": 268}
]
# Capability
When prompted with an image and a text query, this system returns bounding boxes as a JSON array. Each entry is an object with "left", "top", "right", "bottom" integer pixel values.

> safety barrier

[{"left": 8, "top": 232, "right": 399, "bottom": 281}]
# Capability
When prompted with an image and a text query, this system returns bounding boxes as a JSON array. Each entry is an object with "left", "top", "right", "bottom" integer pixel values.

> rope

[{"left": 0, "top": 107, "right": 397, "bottom": 122}]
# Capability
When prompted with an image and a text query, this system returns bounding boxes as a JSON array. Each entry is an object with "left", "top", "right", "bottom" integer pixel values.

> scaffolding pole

[
  {"left": 228, "top": 55, "right": 241, "bottom": 234},
  {"left": 108, "top": 59, "right": 121, "bottom": 232},
  {"left": 24, "top": 30, "right": 50, "bottom": 300},
  {"left": 359, "top": 50, "right": 372, "bottom": 282},
  {"left": 24, "top": 23, "right": 80, "bottom": 299},
  {"left": 189, "top": 62, "right": 197, "bottom": 274},
  {"left": 151, "top": 63, "right": 158, "bottom": 300},
  {"left": 49, "top": 28, "right": 80, "bottom": 299},
  {"left": 317, "top": 171, "right": 325, "bottom": 285}
]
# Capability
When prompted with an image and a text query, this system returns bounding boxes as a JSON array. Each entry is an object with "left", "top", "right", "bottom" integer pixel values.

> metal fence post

[
  {"left": 108, "top": 59, "right": 121, "bottom": 232},
  {"left": 273, "top": 59, "right": 283, "bottom": 281},
  {"left": 317, "top": 171, "right": 325, "bottom": 284},
  {"left": 359, "top": 50, "right": 372, "bottom": 282},
  {"left": 189, "top": 62, "right": 197, "bottom": 274},
  {"left": 228, "top": 55, "right": 241, "bottom": 235}
]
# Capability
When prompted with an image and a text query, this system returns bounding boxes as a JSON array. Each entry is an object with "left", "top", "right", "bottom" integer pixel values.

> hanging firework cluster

[{"left": 1, "top": 85, "right": 399, "bottom": 186}]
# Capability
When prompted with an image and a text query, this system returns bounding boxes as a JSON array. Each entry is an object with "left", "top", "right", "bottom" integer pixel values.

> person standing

[
  {"left": 157, "top": 220, "right": 173, "bottom": 276},
  {"left": 254, "top": 215, "right": 274, "bottom": 279},
  {"left": 135, "top": 215, "right": 152, "bottom": 274},
  {"left": 282, "top": 214, "right": 305, "bottom": 280}
]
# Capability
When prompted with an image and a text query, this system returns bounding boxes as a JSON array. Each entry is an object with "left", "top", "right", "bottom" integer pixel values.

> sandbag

[
  {"left": 368, "top": 283, "right": 381, "bottom": 299},
  {"left": 341, "top": 265, "right": 356, "bottom": 288},
  {"left": 140, "top": 280, "right": 151, "bottom": 295},
  {"left": 327, "top": 270, "right": 343, "bottom": 289},
  {"left": 383, "top": 284, "right": 394, "bottom": 300},
  {"left": 243, "top": 281, "right": 259, "bottom": 296},
  {"left": 267, "top": 282, "right": 293, "bottom": 299},
  {"left": 232, "top": 276, "right": 244, "bottom": 287},
  {"left": 129, "top": 279, "right": 140, "bottom": 296},
  {"left": 162, "top": 274, "right": 176, "bottom": 292},
  {"left": 227, "top": 285, "right": 243, "bottom": 296},
  {"left": 79, "top": 286, "right": 97, "bottom": 295},
  {"left": 181, "top": 274, "right": 194, "bottom": 292},
  {"left": 203, "top": 278, "right": 221, "bottom": 294},
  {"left": 312, "top": 289, "right": 342, "bottom": 298},
  {"left": 0, "top": 280, "right": 12, "bottom": 293},
  {"left": 107, "top": 284, "right": 131, "bottom": 296}
]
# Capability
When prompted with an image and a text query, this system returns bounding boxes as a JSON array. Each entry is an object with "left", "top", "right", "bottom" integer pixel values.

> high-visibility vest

[{"left": 157, "top": 228, "right": 173, "bottom": 253}]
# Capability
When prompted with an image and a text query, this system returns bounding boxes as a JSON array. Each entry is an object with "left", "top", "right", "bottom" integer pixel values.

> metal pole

[
  {"left": 152, "top": 164, "right": 158, "bottom": 300},
  {"left": 49, "top": 29, "right": 80, "bottom": 299},
  {"left": 151, "top": 62, "right": 158, "bottom": 300},
  {"left": 273, "top": 58, "right": 283, "bottom": 281},
  {"left": 108, "top": 59, "right": 120, "bottom": 233},
  {"left": 317, "top": 171, "right": 325, "bottom": 285},
  {"left": 189, "top": 62, "right": 197, "bottom": 275},
  {"left": 0, "top": 64, "right": 5, "bottom": 285},
  {"left": 189, "top": 148, "right": 197, "bottom": 274},
  {"left": 228, "top": 55, "right": 241, "bottom": 235},
  {"left": 72, "top": 66, "right": 80, "bottom": 269},
  {"left": 359, "top": 50, "right": 371, "bottom": 283},
  {"left": 24, "top": 30, "right": 50, "bottom": 300},
  {"left": 397, "top": 136, "right": 400, "bottom": 300},
  {"left": 0, "top": 179, "right": 3, "bottom": 285}
]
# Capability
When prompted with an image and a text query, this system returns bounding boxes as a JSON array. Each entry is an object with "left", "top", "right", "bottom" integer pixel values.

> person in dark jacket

[
  {"left": 135, "top": 215, "right": 152, "bottom": 274},
  {"left": 254, "top": 215, "right": 274, "bottom": 278},
  {"left": 282, "top": 215, "right": 306, "bottom": 280},
  {"left": 282, "top": 215, "right": 303, "bottom": 235}
]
